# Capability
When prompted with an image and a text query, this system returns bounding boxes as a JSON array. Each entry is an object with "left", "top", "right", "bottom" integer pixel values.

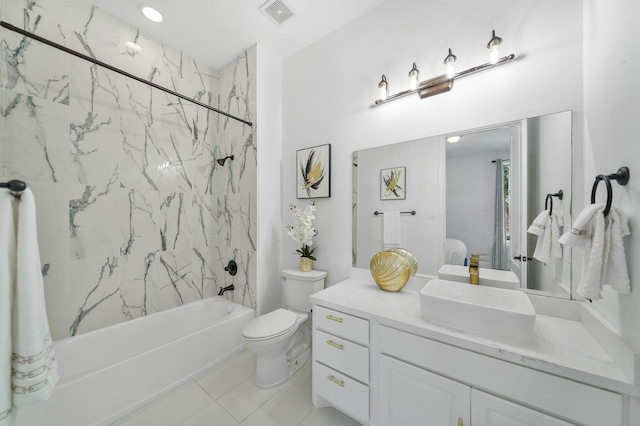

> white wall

[
  {"left": 282, "top": 0, "right": 583, "bottom": 285},
  {"left": 526, "top": 112, "right": 572, "bottom": 296},
  {"left": 355, "top": 136, "right": 441, "bottom": 276},
  {"left": 447, "top": 147, "right": 510, "bottom": 265},
  {"left": 583, "top": 0, "right": 640, "bottom": 350},
  {"left": 256, "top": 44, "right": 283, "bottom": 316}
]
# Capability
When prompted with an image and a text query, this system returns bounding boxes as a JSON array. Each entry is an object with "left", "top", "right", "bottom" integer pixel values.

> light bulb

[
  {"left": 378, "top": 74, "right": 388, "bottom": 101},
  {"left": 408, "top": 63, "right": 420, "bottom": 91},
  {"left": 443, "top": 48, "right": 457, "bottom": 79},
  {"left": 490, "top": 46, "right": 500, "bottom": 64},
  {"left": 487, "top": 30, "right": 503, "bottom": 64}
]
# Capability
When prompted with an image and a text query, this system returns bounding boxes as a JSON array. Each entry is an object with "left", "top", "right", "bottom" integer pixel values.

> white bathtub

[{"left": 14, "top": 297, "right": 254, "bottom": 426}]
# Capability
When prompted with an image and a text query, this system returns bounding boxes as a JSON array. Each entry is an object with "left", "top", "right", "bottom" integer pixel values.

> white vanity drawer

[
  {"left": 314, "top": 329, "right": 369, "bottom": 384},
  {"left": 313, "top": 305, "right": 369, "bottom": 346},
  {"left": 314, "top": 361, "right": 369, "bottom": 423}
]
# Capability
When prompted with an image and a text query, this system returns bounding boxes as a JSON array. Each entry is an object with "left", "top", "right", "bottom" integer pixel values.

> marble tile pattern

[{"left": 0, "top": 0, "right": 257, "bottom": 339}]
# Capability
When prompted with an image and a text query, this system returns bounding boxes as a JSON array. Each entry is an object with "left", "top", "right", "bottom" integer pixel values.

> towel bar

[
  {"left": 0, "top": 179, "right": 27, "bottom": 197},
  {"left": 374, "top": 210, "right": 416, "bottom": 216}
]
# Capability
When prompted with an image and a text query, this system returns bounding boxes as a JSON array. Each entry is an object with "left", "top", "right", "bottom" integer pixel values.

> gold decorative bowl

[
  {"left": 386, "top": 248, "right": 418, "bottom": 276},
  {"left": 370, "top": 251, "right": 410, "bottom": 292}
]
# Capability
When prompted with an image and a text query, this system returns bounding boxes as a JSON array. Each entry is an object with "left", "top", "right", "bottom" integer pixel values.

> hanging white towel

[
  {"left": 527, "top": 210, "right": 563, "bottom": 263},
  {"left": 559, "top": 204, "right": 631, "bottom": 300},
  {"left": 1, "top": 190, "right": 17, "bottom": 426},
  {"left": 0, "top": 189, "right": 58, "bottom": 426},
  {"left": 383, "top": 211, "right": 401, "bottom": 250},
  {"left": 558, "top": 203, "right": 604, "bottom": 248}
]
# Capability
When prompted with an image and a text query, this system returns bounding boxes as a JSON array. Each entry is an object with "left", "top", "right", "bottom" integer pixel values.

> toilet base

[{"left": 254, "top": 345, "right": 311, "bottom": 389}]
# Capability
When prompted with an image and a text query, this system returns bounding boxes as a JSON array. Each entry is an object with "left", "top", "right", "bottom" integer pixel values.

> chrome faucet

[{"left": 218, "top": 284, "right": 234, "bottom": 295}]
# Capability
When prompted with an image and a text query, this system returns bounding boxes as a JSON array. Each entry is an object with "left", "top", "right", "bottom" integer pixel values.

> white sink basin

[
  {"left": 420, "top": 279, "right": 536, "bottom": 344},
  {"left": 438, "top": 264, "right": 520, "bottom": 290}
]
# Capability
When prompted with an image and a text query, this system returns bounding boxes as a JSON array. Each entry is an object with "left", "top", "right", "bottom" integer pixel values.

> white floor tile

[
  {"left": 215, "top": 374, "right": 285, "bottom": 422},
  {"left": 299, "top": 407, "right": 362, "bottom": 426},
  {"left": 241, "top": 367, "right": 314, "bottom": 426},
  {"left": 113, "top": 382, "right": 213, "bottom": 426},
  {"left": 111, "top": 351, "right": 357, "bottom": 426},
  {"left": 179, "top": 401, "right": 239, "bottom": 426},
  {"left": 196, "top": 351, "right": 257, "bottom": 400}
]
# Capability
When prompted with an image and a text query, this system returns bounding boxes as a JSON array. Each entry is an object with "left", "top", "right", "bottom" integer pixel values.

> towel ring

[
  {"left": 545, "top": 194, "right": 554, "bottom": 216},
  {"left": 590, "top": 167, "right": 630, "bottom": 217},
  {"left": 591, "top": 175, "right": 613, "bottom": 216},
  {"left": 544, "top": 190, "right": 563, "bottom": 216}
]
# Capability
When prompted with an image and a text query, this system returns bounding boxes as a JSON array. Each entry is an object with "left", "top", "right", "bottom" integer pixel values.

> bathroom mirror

[{"left": 353, "top": 111, "right": 572, "bottom": 298}]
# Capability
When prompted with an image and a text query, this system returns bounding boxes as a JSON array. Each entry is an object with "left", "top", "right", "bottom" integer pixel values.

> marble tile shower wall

[{"left": 0, "top": 0, "right": 257, "bottom": 340}]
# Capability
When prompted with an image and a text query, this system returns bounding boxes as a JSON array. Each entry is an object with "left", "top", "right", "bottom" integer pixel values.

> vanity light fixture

[
  {"left": 141, "top": 6, "right": 163, "bottom": 23},
  {"left": 443, "top": 49, "right": 457, "bottom": 79},
  {"left": 378, "top": 75, "right": 389, "bottom": 101},
  {"left": 408, "top": 63, "right": 420, "bottom": 91},
  {"left": 487, "top": 30, "right": 503, "bottom": 64},
  {"left": 446, "top": 135, "right": 461, "bottom": 144},
  {"left": 373, "top": 30, "right": 515, "bottom": 105}
]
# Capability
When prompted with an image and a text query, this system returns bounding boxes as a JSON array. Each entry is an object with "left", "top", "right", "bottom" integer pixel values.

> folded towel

[
  {"left": 1, "top": 188, "right": 58, "bottom": 426},
  {"left": 383, "top": 211, "right": 401, "bottom": 250},
  {"left": 560, "top": 204, "right": 631, "bottom": 300},
  {"left": 558, "top": 203, "right": 604, "bottom": 248},
  {"left": 527, "top": 210, "right": 563, "bottom": 263},
  {"left": 602, "top": 207, "right": 631, "bottom": 294}
]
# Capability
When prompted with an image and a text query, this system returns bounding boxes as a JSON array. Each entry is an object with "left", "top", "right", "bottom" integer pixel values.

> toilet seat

[{"left": 242, "top": 308, "right": 299, "bottom": 341}]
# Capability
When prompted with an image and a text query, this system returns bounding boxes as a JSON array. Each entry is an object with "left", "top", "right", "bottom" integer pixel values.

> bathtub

[{"left": 14, "top": 297, "right": 254, "bottom": 426}]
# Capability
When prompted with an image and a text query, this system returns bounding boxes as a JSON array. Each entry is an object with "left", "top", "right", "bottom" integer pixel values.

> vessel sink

[
  {"left": 438, "top": 264, "right": 520, "bottom": 290},
  {"left": 420, "top": 279, "right": 536, "bottom": 344}
]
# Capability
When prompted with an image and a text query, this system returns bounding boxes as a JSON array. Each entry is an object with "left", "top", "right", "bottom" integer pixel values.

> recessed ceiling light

[
  {"left": 141, "top": 6, "right": 163, "bottom": 23},
  {"left": 446, "top": 135, "right": 462, "bottom": 144}
]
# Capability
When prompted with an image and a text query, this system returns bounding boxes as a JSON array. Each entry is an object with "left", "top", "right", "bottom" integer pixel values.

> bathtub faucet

[{"left": 218, "top": 284, "right": 234, "bottom": 296}]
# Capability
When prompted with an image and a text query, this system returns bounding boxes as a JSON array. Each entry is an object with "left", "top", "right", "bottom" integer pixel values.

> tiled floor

[{"left": 112, "top": 350, "right": 361, "bottom": 426}]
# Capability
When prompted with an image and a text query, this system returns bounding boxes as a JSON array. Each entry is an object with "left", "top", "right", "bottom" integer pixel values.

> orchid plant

[{"left": 287, "top": 201, "right": 318, "bottom": 260}]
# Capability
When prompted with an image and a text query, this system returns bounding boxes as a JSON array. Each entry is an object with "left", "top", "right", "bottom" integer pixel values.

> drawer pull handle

[
  {"left": 325, "top": 315, "right": 343, "bottom": 323},
  {"left": 326, "top": 340, "right": 344, "bottom": 350},
  {"left": 327, "top": 375, "right": 345, "bottom": 387}
]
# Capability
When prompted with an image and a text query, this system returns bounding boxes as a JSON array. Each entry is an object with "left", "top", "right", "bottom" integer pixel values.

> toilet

[{"left": 242, "top": 269, "right": 326, "bottom": 388}]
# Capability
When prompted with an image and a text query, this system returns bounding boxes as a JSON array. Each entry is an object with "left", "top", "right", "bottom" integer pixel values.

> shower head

[{"left": 217, "top": 155, "right": 234, "bottom": 166}]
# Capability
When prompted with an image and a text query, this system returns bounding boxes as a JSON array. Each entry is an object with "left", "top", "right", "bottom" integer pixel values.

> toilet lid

[{"left": 242, "top": 308, "right": 298, "bottom": 340}]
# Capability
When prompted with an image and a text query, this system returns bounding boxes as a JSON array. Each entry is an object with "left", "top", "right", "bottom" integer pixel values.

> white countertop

[{"left": 310, "top": 275, "right": 640, "bottom": 397}]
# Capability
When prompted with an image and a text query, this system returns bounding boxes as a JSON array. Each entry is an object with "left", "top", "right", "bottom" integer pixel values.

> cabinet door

[
  {"left": 472, "top": 389, "right": 575, "bottom": 426},
  {"left": 380, "top": 355, "right": 471, "bottom": 426}
]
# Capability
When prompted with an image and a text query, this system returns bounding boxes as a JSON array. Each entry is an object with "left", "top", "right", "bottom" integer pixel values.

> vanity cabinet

[
  {"left": 472, "top": 389, "right": 574, "bottom": 426},
  {"left": 379, "top": 354, "right": 470, "bottom": 425},
  {"left": 380, "top": 355, "right": 573, "bottom": 426},
  {"left": 380, "top": 325, "right": 622, "bottom": 426},
  {"left": 312, "top": 305, "right": 370, "bottom": 423},
  {"left": 310, "top": 278, "right": 639, "bottom": 426}
]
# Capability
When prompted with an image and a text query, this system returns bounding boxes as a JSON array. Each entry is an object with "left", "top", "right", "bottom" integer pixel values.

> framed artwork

[
  {"left": 296, "top": 144, "right": 331, "bottom": 199},
  {"left": 380, "top": 167, "right": 406, "bottom": 200}
]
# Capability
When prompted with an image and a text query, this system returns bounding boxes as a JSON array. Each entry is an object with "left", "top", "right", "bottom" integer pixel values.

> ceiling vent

[{"left": 259, "top": 0, "right": 296, "bottom": 26}]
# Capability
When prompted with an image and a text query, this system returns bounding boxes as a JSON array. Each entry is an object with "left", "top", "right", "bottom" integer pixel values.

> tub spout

[{"left": 218, "top": 284, "right": 234, "bottom": 296}]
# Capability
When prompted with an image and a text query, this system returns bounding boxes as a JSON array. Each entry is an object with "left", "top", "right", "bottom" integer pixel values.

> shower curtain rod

[{"left": 0, "top": 21, "right": 253, "bottom": 127}]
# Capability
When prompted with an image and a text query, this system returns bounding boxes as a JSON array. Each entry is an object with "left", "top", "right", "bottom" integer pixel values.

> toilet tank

[{"left": 282, "top": 269, "right": 327, "bottom": 312}]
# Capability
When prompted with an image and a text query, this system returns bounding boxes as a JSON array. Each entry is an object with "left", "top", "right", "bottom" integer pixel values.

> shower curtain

[{"left": 491, "top": 159, "right": 509, "bottom": 270}]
